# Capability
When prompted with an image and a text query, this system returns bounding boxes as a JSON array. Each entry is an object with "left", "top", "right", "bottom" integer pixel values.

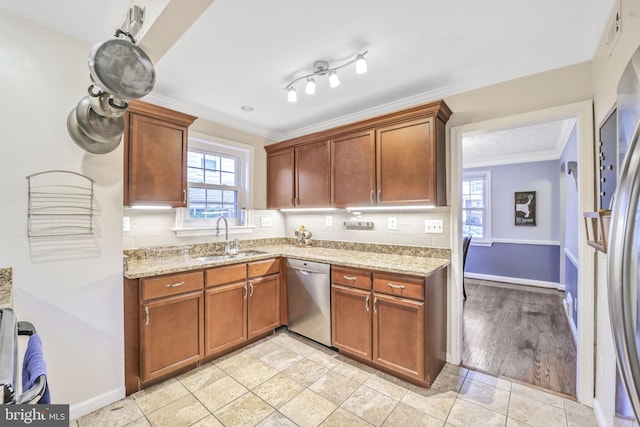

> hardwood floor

[{"left": 462, "top": 279, "right": 577, "bottom": 397}]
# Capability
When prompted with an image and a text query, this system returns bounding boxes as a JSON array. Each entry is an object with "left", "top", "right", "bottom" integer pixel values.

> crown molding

[
  {"left": 463, "top": 150, "right": 562, "bottom": 169},
  {"left": 146, "top": 50, "right": 590, "bottom": 143}
]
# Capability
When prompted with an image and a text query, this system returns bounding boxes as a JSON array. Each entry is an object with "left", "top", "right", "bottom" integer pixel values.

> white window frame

[
  {"left": 174, "top": 135, "right": 254, "bottom": 236},
  {"left": 462, "top": 170, "right": 492, "bottom": 245}
]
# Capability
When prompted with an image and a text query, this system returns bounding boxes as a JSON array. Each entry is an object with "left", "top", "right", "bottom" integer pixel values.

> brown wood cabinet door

[
  {"left": 140, "top": 291, "right": 204, "bottom": 382},
  {"left": 295, "top": 140, "right": 331, "bottom": 207},
  {"left": 204, "top": 281, "right": 247, "bottom": 357},
  {"left": 331, "top": 284, "right": 372, "bottom": 360},
  {"left": 376, "top": 117, "right": 436, "bottom": 205},
  {"left": 267, "top": 149, "right": 295, "bottom": 209},
  {"left": 248, "top": 274, "right": 281, "bottom": 338},
  {"left": 125, "top": 113, "right": 188, "bottom": 207},
  {"left": 331, "top": 131, "right": 376, "bottom": 207},
  {"left": 373, "top": 293, "right": 424, "bottom": 380}
]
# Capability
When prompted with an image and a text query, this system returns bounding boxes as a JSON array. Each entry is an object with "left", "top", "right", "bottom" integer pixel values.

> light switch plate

[
  {"left": 425, "top": 219, "right": 444, "bottom": 233},
  {"left": 326, "top": 215, "right": 333, "bottom": 226},
  {"left": 123, "top": 216, "right": 130, "bottom": 232},
  {"left": 388, "top": 217, "right": 397, "bottom": 230},
  {"left": 260, "top": 216, "right": 272, "bottom": 227}
]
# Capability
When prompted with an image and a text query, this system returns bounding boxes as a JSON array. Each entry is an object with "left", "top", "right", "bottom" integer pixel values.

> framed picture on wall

[{"left": 515, "top": 191, "right": 536, "bottom": 226}]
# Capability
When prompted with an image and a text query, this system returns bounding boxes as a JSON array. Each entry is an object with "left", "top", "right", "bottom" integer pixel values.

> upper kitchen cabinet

[
  {"left": 376, "top": 117, "right": 443, "bottom": 206},
  {"left": 266, "top": 140, "right": 331, "bottom": 209},
  {"left": 124, "top": 100, "right": 197, "bottom": 207},
  {"left": 331, "top": 130, "right": 376, "bottom": 207},
  {"left": 265, "top": 100, "right": 451, "bottom": 209}
]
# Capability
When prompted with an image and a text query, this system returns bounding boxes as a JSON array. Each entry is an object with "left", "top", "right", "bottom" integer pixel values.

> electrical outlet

[
  {"left": 388, "top": 217, "right": 397, "bottom": 230},
  {"left": 260, "top": 216, "right": 272, "bottom": 227},
  {"left": 123, "top": 216, "right": 130, "bottom": 232},
  {"left": 326, "top": 215, "right": 333, "bottom": 226},
  {"left": 425, "top": 219, "right": 444, "bottom": 233}
]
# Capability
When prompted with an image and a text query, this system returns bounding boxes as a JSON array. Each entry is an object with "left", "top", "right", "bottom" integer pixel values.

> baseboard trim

[
  {"left": 70, "top": 387, "right": 125, "bottom": 420},
  {"left": 562, "top": 298, "right": 579, "bottom": 345},
  {"left": 465, "top": 272, "right": 564, "bottom": 291}
]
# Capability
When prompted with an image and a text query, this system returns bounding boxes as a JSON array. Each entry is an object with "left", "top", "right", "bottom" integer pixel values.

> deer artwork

[{"left": 516, "top": 194, "right": 534, "bottom": 218}]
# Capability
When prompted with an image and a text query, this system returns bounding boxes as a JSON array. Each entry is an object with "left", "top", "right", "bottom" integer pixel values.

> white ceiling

[
  {"left": 462, "top": 118, "right": 577, "bottom": 168},
  {"left": 1, "top": 0, "right": 613, "bottom": 144}
]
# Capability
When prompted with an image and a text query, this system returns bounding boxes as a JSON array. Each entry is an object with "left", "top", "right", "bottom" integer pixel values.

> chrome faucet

[{"left": 216, "top": 216, "right": 230, "bottom": 254}]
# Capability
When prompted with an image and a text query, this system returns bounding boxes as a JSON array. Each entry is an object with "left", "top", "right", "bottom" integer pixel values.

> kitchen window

[
  {"left": 462, "top": 171, "right": 491, "bottom": 243},
  {"left": 187, "top": 151, "right": 241, "bottom": 220},
  {"left": 174, "top": 137, "right": 253, "bottom": 234}
]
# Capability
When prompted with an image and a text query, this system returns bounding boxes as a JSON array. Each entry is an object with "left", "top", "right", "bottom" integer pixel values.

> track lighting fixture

[{"left": 285, "top": 51, "right": 368, "bottom": 102}]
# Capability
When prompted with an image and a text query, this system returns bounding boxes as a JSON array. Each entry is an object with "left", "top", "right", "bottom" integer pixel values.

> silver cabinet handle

[
  {"left": 243, "top": 284, "right": 247, "bottom": 299},
  {"left": 377, "top": 190, "right": 381, "bottom": 203},
  {"left": 387, "top": 283, "right": 405, "bottom": 290},
  {"left": 343, "top": 275, "right": 357, "bottom": 281},
  {"left": 608, "top": 118, "right": 640, "bottom": 415},
  {"left": 373, "top": 296, "right": 378, "bottom": 313},
  {"left": 166, "top": 281, "right": 185, "bottom": 288},
  {"left": 144, "top": 306, "right": 149, "bottom": 326},
  {"left": 365, "top": 294, "right": 370, "bottom": 312},
  {"left": 182, "top": 189, "right": 187, "bottom": 204},
  {"left": 249, "top": 281, "right": 254, "bottom": 297},
  {"left": 370, "top": 190, "right": 374, "bottom": 205}
]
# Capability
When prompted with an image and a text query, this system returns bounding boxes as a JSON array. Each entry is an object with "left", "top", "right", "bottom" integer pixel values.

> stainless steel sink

[{"left": 195, "top": 250, "right": 266, "bottom": 263}]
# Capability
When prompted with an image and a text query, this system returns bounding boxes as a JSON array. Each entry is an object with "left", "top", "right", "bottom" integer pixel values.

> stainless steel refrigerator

[{"left": 608, "top": 43, "right": 640, "bottom": 420}]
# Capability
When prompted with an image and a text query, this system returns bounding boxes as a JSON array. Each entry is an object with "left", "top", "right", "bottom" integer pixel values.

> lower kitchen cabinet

[
  {"left": 331, "top": 284, "right": 373, "bottom": 360},
  {"left": 205, "top": 281, "right": 247, "bottom": 356},
  {"left": 248, "top": 274, "right": 281, "bottom": 338},
  {"left": 125, "top": 258, "right": 283, "bottom": 395},
  {"left": 330, "top": 265, "right": 446, "bottom": 387},
  {"left": 204, "top": 259, "right": 281, "bottom": 358},
  {"left": 141, "top": 291, "right": 204, "bottom": 382},
  {"left": 373, "top": 293, "right": 425, "bottom": 379}
]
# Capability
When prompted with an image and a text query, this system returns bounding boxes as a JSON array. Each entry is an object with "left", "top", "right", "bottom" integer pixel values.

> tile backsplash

[{"left": 124, "top": 208, "right": 451, "bottom": 250}]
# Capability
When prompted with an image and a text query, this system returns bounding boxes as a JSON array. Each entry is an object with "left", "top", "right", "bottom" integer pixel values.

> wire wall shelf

[{"left": 27, "top": 170, "right": 96, "bottom": 237}]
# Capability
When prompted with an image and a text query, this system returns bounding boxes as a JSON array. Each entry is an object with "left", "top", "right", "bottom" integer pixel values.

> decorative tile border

[{"left": 123, "top": 238, "right": 450, "bottom": 262}]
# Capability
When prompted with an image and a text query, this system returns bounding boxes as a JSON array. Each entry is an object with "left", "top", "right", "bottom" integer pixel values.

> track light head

[{"left": 287, "top": 86, "right": 297, "bottom": 102}]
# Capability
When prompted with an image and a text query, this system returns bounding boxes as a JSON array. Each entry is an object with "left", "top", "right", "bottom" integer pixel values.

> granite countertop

[
  {"left": 0, "top": 268, "right": 13, "bottom": 308},
  {"left": 124, "top": 244, "right": 449, "bottom": 279}
]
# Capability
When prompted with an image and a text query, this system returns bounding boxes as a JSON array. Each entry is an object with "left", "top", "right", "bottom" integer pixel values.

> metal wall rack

[{"left": 26, "top": 170, "right": 96, "bottom": 237}]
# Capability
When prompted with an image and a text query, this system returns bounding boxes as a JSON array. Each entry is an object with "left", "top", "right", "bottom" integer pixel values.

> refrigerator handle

[{"left": 608, "top": 118, "right": 640, "bottom": 419}]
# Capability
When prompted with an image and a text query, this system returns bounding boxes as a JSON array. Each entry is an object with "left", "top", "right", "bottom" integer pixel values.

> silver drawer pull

[
  {"left": 365, "top": 294, "right": 370, "bottom": 312},
  {"left": 166, "top": 281, "right": 185, "bottom": 288},
  {"left": 343, "top": 275, "right": 358, "bottom": 281},
  {"left": 144, "top": 306, "right": 149, "bottom": 326},
  {"left": 387, "top": 283, "right": 405, "bottom": 290}
]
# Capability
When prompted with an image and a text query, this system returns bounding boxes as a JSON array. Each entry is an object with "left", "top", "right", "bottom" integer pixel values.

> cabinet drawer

[
  {"left": 332, "top": 267, "right": 371, "bottom": 290},
  {"left": 248, "top": 258, "right": 280, "bottom": 278},
  {"left": 206, "top": 263, "right": 247, "bottom": 288},
  {"left": 141, "top": 271, "right": 204, "bottom": 301},
  {"left": 373, "top": 273, "right": 424, "bottom": 301}
]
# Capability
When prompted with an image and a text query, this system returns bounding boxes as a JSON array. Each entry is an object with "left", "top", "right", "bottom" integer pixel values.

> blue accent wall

[{"left": 466, "top": 242, "right": 560, "bottom": 283}]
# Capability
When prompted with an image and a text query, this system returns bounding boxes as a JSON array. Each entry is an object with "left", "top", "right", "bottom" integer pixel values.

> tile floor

[{"left": 72, "top": 331, "right": 599, "bottom": 427}]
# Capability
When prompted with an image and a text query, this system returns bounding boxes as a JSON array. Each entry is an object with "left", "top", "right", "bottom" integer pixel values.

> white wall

[
  {"left": 123, "top": 209, "right": 285, "bottom": 249},
  {"left": 124, "top": 209, "right": 450, "bottom": 249},
  {"left": 0, "top": 13, "right": 124, "bottom": 417},
  {"left": 283, "top": 210, "right": 450, "bottom": 248}
]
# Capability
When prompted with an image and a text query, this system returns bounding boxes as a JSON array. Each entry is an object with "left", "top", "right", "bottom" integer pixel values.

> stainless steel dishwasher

[{"left": 286, "top": 259, "right": 331, "bottom": 347}]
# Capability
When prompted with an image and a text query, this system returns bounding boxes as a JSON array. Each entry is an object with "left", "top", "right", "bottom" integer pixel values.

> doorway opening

[{"left": 448, "top": 101, "right": 595, "bottom": 404}]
